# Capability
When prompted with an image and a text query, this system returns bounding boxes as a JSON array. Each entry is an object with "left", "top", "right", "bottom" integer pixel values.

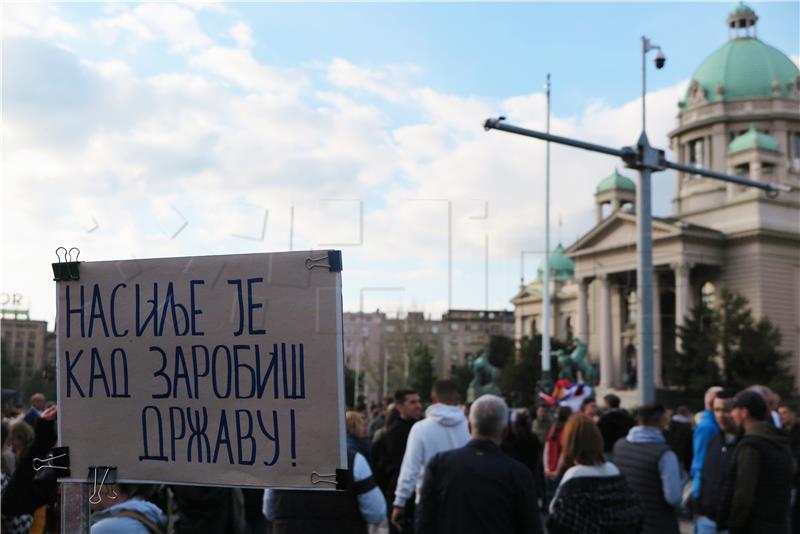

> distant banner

[{"left": 56, "top": 251, "right": 346, "bottom": 489}]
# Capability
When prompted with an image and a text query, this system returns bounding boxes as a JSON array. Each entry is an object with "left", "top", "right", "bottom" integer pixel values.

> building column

[
  {"left": 653, "top": 272, "right": 663, "bottom": 387},
  {"left": 674, "top": 261, "right": 691, "bottom": 351},
  {"left": 599, "top": 274, "right": 614, "bottom": 388},
  {"left": 577, "top": 278, "right": 589, "bottom": 344}
]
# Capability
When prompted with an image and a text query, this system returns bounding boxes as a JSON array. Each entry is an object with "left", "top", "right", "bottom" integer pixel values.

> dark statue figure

[
  {"left": 553, "top": 338, "right": 596, "bottom": 385},
  {"left": 467, "top": 344, "right": 501, "bottom": 401}
]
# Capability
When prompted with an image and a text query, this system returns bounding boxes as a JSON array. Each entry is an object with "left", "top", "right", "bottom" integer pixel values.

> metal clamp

[
  {"left": 52, "top": 247, "right": 81, "bottom": 281},
  {"left": 32, "top": 447, "right": 71, "bottom": 478},
  {"left": 88, "top": 466, "right": 118, "bottom": 504},
  {"left": 305, "top": 250, "right": 342, "bottom": 272}
]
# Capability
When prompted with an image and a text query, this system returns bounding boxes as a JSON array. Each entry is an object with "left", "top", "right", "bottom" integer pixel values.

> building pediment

[{"left": 566, "top": 212, "right": 681, "bottom": 256}]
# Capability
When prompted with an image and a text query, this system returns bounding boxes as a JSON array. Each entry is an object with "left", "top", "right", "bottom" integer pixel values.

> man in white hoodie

[{"left": 390, "top": 379, "right": 469, "bottom": 530}]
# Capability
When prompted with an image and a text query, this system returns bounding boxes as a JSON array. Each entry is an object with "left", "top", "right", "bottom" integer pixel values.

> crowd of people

[{"left": 1, "top": 382, "right": 798, "bottom": 534}]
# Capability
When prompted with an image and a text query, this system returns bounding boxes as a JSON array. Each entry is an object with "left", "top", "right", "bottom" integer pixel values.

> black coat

[
  {"left": 370, "top": 417, "right": 414, "bottom": 502},
  {"left": 598, "top": 410, "right": 634, "bottom": 454},
  {"left": 697, "top": 431, "right": 736, "bottom": 520},
  {"left": 415, "top": 439, "right": 542, "bottom": 534}
]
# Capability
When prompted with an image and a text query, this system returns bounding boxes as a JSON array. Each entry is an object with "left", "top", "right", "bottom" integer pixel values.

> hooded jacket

[
  {"left": 90, "top": 498, "right": 167, "bottom": 534},
  {"left": 392, "top": 403, "right": 469, "bottom": 507}
]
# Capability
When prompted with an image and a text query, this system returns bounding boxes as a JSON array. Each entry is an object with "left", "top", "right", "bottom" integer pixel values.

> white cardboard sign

[{"left": 56, "top": 250, "right": 346, "bottom": 489}]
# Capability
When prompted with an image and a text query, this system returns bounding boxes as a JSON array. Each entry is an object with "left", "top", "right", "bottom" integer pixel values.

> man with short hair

[
  {"left": 597, "top": 394, "right": 634, "bottom": 459},
  {"left": 390, "top": 379, "right": 469, "bottom": 531},
  {"left": 371, "top": 388, "right": 422, "bottom": 532},
  {"left": 613, "top": 403, "right": 682, "bottom": 534},
  {"left": 415, "top": 394, "right": 542, "bottom": 534},
  {"left": 691, "top": 386, "right": 722, "bottom": 503},
  {"left": 695, "top": 392, "right": 737, "bottom": 534},
  {"left": 718, "top": 390, "right": 794, "bottom": 534}
]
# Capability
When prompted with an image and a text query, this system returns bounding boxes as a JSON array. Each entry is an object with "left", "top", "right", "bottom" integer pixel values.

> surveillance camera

[{"left": 655, "top": 51, "right": 666, "bottom": 69}]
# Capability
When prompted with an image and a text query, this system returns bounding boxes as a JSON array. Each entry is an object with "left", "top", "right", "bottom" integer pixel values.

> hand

[
  {"left": 41, "top": 405, "right": 58, "bottom": 421},
  {"left": 391, "top": 506, "right": 404, "bottom": 530}
]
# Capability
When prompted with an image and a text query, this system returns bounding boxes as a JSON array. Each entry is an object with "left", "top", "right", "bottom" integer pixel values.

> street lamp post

[
  {"left": 634, "top": 36, "right": 665, "bottom": 404},
  {"left": 541, "top": 73, "right": 553, "bottom": 392}
]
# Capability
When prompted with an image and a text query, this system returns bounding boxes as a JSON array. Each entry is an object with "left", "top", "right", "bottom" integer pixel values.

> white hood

[{"left": 424, "top": 403, "right": 467, "bottom": 427}]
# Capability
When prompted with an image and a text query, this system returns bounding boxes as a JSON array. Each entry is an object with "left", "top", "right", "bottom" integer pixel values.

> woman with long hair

[{"left": 547, "top": 415, "right": 642, "bottom": 534}]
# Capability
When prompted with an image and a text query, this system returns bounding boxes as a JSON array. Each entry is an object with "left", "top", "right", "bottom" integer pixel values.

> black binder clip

[
  {"left": 33, "top": 446, "right": 71, "bottom": 479},
  {"left": 305, "top": 250, "right": 342, "bottom": 272},
  {"left": 52, "top": 247, "right": 81, "bottom": 281},
  {"left": 88, "top": 465, "right": 118, "bottom": 504}
]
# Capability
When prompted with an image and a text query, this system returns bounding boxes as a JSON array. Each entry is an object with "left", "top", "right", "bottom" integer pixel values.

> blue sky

[{"left": 2, "top": 1, "right": 798, "bottom": 325}]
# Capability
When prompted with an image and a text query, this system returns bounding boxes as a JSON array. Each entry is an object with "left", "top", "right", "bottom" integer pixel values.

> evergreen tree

[
  {"left": 488, "top": 335, "right": 515, "bottom": 368},
  {"left": 671, "top": 302, "right": 719, "bottom": 393},
  {"left": 407, "top": 343, "right": 435, "bottom": 403},
  {"left": 728, "top": 317, "right": 794, "bottom": 396},
  {"left": 716, "top": 289, "right": 753, "bottom": 385}
]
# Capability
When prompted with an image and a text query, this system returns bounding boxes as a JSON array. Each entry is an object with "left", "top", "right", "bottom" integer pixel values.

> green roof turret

[
  {"left": 729, "top": 124, "right": 780, "bottom": 154},
  {"left": 596, "top": 168, "right": 636, "bottom": 193},
  {"left": 536, "top": 243, "right": 575, "bottom": 282}
]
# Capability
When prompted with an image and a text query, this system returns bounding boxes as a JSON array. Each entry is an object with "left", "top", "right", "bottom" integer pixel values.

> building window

[
  {"left": 449, "top": 323, "right": 459, "bottom": 332},
  {"left": 530, "top": 319, "right": 537, "bottom": 335},
  {"left": 689, "top": 138, "right": 704, "bottom": 167},
  {"left": 701, "top": 282, "right": 716, "bottom": 308},
  {"left": 565, "top": 316, "right": 574, "bottom": 340},
  {"left": 431, "top": 325, "right": 440, "bottom": 334}
]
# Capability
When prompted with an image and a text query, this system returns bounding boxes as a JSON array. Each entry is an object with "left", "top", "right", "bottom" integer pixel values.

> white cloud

[
  {"left": 2, "top": 3, "right": 82, "bottom": 39},
  {"left": 91, "top": 4, "right": 210, "bottom": 53},
  {"left": 229, "top": 21, "right": 253, "bottom": 49}
]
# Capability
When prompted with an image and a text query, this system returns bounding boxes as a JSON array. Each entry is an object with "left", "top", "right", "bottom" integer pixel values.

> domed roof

[
  {"left": 729, "top": 124, "right": 780, "bottom": 153},
  {"left": 536, "top": 243, "right": 575, "bottom": 282},
  {"left": 596, "top": 168, "right": 636, "bottom": 193},
  {"left": 683, "top": 6, "right": 799, "bottom": 105}
]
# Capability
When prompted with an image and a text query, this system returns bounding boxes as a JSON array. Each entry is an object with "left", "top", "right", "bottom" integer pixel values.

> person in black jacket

[
  {"left": 597, "top": 394, "right": 633, "bottom": 460},
  {"left": 415, "top": 394, "right": 542, "bottom": 534},
  {"left": 370, "top": 388, "right": 421, "bottom": 533},
  {"left": 717, "top": 390, "right": 794, "bottom": 534},
  {"left": 501, "top": 409, "right": 543, "bottom": 503}
]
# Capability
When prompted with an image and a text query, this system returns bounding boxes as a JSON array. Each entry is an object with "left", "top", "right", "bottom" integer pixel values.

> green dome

[
  {"left": 596, "top": 168, "right": 636, "bottom": 193},
  {"left": 684, "top": 37, "right": 799, "bottom": 104},
  {"left": 729, "top": 124, "right": 780, "bottom": 153},
  {"left": 536, "top": 243, "right": 575, "bottom": 282},
  {"left": 730, "top": 1, "right": 755, "bottom": 16}
]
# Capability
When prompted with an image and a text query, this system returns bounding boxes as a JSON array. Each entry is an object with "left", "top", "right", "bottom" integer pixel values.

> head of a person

[
  {"left": 9, "top": 421, "right": 34, "bottom": 456},
  {"left": 469, "top": 394, "right": 509, "bottom": 443},
  {"left": 535, "top": 404, "right": 550, "bottom": 420},
  {"left": 580, "top": 398, "right": 598, "bottom": 417},
  {"left": 778, "top": 403, "right": 797, "bottom": 429},
  {"left": 555, "top": 405, "right": 573, "bottom": 426},
  {"left": 90, "top": 483, "right": 156, "bottom": 512},
  {"left": 712, "top": 392, "right": 736, "bottom": 433},
  {"left": 30, "top": 393, "right": 46, "bottom": 411},
  {"left": 394, "top": 389, "right": 422, "bottom": 420},
  {"left": 431, "top": 379, "right": 460, "bottom": 406},
  {"left": 345, "top": 410, "right": 367, "bottom": 438},
  {"left": 704, "top": 386, "right": 723, "bottom": 411},
  {"left": 732, "top": 390, "right": 768, "bottom": 430},
  {"left": 637, "top": 403, "right": 667, "bottom": 430},
  {"left": 603, "top": 393, "right": 621, "bottom": 410},
  {"left": 677, "top": 406, "right": 692, "bottom": 420},
  {"left": 748, "top": 384, "right": 779, "bottom": 411},
  {"left": 561, "top": 414, "right": 605, "bottom": 468}
]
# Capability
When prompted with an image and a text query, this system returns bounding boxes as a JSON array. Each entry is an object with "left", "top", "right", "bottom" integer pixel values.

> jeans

[{"left": 695, "top": 515, "right": 728, "bottom": 534}]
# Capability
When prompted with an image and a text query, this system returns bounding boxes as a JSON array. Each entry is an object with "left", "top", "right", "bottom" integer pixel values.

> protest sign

[{"left": 56, "top": 250, "right": 346, "bottom": 489}]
